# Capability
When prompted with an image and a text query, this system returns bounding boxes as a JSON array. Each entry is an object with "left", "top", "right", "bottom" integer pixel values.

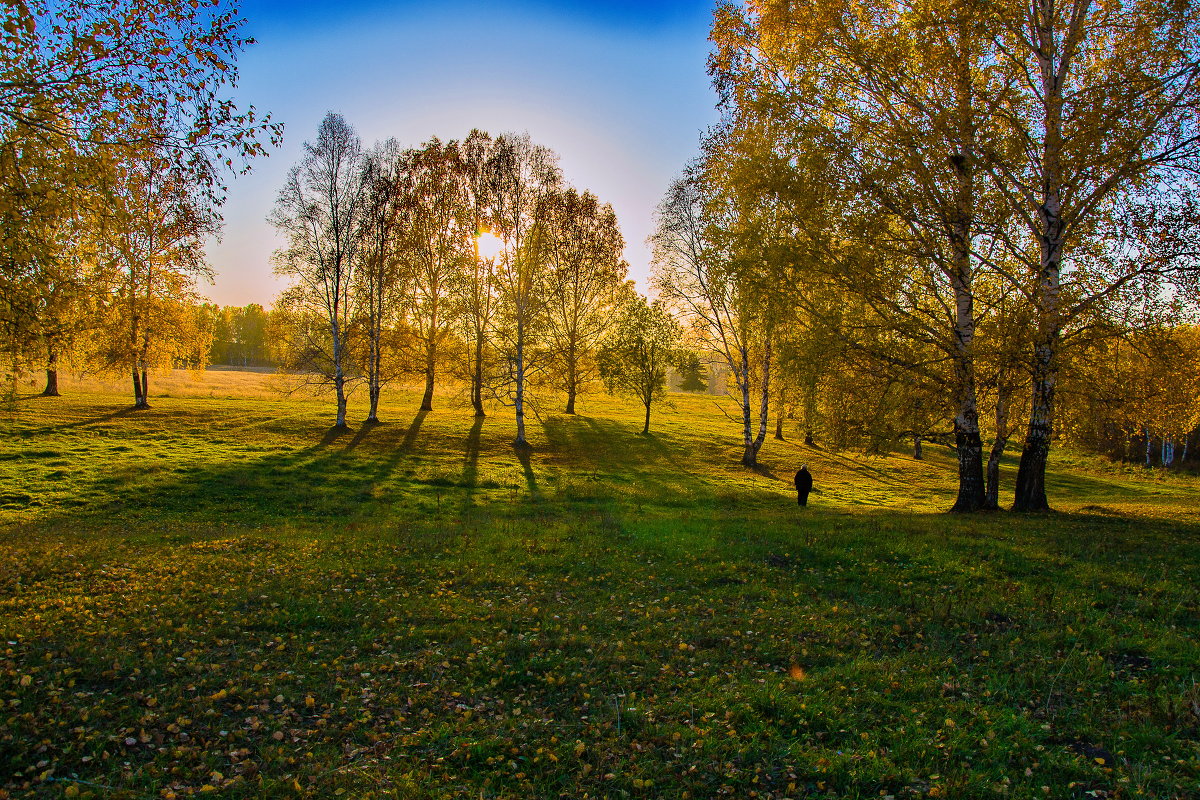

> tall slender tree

[
  {"left": 651, "top": 166, "right": 776, "bottom": 468},
  {"left": 97, "top": 147, "right": 217, "bottom": 408},
  {"left": 488, "top": 133, "right": 561, "bottom": 448},
  {"left": 540, "top": 187, "right": 629, "bottom": 415},
  {"left": 270, "top": 112, "right": 365, "bottom": 428},
  {"left": 456, "top": 129, "right": 501, "bottom": 418},
  {"left": 395, "top": 138, "right": 469, "bottom": 413},
  {"left": 356, "top": 138, "right": 405, "bottom": 423}
]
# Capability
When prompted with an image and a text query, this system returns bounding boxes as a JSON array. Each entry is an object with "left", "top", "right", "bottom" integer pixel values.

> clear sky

[{"left": 203, "top": 0, "right": 720, "bottom": 307}]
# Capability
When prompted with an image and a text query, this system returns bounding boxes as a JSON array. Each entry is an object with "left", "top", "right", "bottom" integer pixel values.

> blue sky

[{"left": 204, "top": 0, "right": 720, "bottom": 306}]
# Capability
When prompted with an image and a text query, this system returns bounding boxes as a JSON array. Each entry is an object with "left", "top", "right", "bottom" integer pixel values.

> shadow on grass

[
  {"left": 514, "top": 444, "right": 539, "bottom": 499},
  {"left": 540, "top": 414, "right": 779, "bottom": 510},
  {"left": 319, "top": 425, "right": 351, "bottom": 448},
  {"left": 832, "top": 503, "right": 1200, "bottom": 597},
  {"left": 402, "top": 410, "right": 427, "bottom": 451},
  {"left": 8, "top": 408, "right": 783, "bottom": 534},
  {"left": 11, "top": 412, "right": 450, "bottom": 530},
  {"left": 461, "top": 416, "right": 485, "bottom": 509},
  {"left": 341, "top": 421, "right": 378, "bottom": 453},
  {"left": 22, "top": 406, "right": 139, "bottom": 436}
]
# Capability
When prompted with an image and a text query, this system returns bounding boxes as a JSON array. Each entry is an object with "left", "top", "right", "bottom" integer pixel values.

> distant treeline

[{"left": 201, "top": 304, "right": 277, "bottom": 368}]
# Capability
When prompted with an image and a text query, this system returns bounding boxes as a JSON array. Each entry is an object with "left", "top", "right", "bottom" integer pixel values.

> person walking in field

[{"left": 794, "top": 465, "right": 812, "bottom": 507}]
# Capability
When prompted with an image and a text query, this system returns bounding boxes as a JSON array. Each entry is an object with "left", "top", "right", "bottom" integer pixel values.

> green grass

[{"left": 1, "top": 377, "right": 1198, "bottom": 799}]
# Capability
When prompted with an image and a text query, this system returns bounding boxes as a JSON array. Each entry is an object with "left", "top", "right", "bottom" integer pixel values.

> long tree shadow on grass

[
  {"left": 401, "top": 410, "right": 427, "bottom": 451},
  {"left": 539, "top": 414, "right": 778, "bottom": 511},
  {"left": 460, "top": 416, "right": 485, "bottom": 509},
  {"left": 19, "top": 405, "right": 139, "bottom": 436},
  {"left": 18, "top": 407, "right": 594, "bottom": 533},
  {"left": 514, "top": 443, "right": 540, "bottom": 499},
  {"left": 9, "top": 413, "right": 438, "bottom": 531}
]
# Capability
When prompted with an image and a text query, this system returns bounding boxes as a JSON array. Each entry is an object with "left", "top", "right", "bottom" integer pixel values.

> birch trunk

[
  {"left": 130, "top": 307, "right": 148, "bottom": 409},
  {"left": 136, "top": 197, "right": 153, "bottom": 410},
  {"left": 739, "top": 344, "right": 754, "bottom": 466},
  {"left": 334, "top": 374, "right": 348, "bottom": 428},
  {"left": 947, "top": 50, "right": 985, "bottom": 513},
  {"left": 42, "top": 348, "right": 59, "bottom": 397},
  {"left": 948, "top": 289, "right": 985, "bottom": 512},
  {"left": 420, "top": 342, "right": 436, "bottom": 412},
  {"left": 565, "top": 351, "right": 578, "bottom": 415},
  {"left": 1012, "top": 0, "right": 1067, "bottom": 513},
  {"left": 140, "top": 274, "right": 151, "bottom": 404},
  {"left": 471, "top": 332, "right": 486, "bottom": 417},
  {"left": 742, "top": 340, "right": 771, "bottom": 467},
  {"left": 366, "top": 330, "right": 380, "bottom": 423},
  {"left": 1013, "top": 334, "right": 1056, "bottom": 510},
  {"left": 1012, "top": 195, "right": 1063, "bottom": 511},
  {"left": 984, "top": 386, "right": 1011, "bottom": 510},
  {"left": 514, "top": 318, "right": 527, "bottom": 447},
  {"left": 332, "top": 318, "right": 349, "bottom": 429},
  {"left": 365, "top": 284, "right": 382, "bottom": 423},
  {"left": 367, "top": 383, "right": 380, "bottom": 423}
]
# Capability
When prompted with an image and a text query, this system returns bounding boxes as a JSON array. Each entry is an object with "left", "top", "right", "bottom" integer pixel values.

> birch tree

[
  {"left": 395, "top": 137, "right": 469, "bottom": 413},
  {"left": 270, "top": 112, "right": 365, "bottom": 429},
  {"left": 983, "top": 0, "right": 1200, "bottom": 510},
  {"left": 488, "top": 133, "right": 561, "bottom": 448},
  {"left": 96, "top": 148, "right": 217, "bottom": 408},
  {"left": 598, "top": 296, "right": 683, "bottom": 435},
  {"left": 0, "top": 122, "right": 93, "bottom": 395},
  {"left": 456, "top": 129, "right": 500, "bottom": 418},
  {"left": 540, "top": 187, "right": 629, "bottom": 415},
  {"left": 650, "top": 168, "right": 774, "bottom": 467},
  {"left": 356, "top": 138, "right": 405, "bottom": 423}
]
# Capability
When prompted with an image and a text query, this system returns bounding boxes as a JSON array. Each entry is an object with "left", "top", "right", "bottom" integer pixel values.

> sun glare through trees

[{"left": 2, "top": 1, "right": 1200, "bottom": 798}]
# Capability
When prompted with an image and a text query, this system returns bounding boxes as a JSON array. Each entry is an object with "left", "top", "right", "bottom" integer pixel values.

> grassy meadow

[{"left": 1, "top": 369, "right": 1198, "bottom": 799}]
